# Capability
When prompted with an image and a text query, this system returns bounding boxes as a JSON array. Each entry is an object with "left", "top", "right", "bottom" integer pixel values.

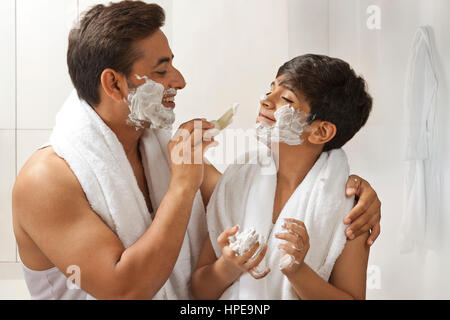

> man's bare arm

[
  {"left": 13, "top": 152, "right": 197, "bottom": 299},
  {"left": 13, "top": 119, "right": 216, "bottom": 300},
  {"left": 200, "top": 162, "right": 222, "bottom": 208}
]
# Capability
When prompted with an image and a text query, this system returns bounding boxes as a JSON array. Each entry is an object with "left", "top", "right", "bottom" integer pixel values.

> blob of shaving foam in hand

[
  {"left": 126, "top": 75, "right": 176, "bottom": 130},
  {"left": 255, "top": 104, "right": 310, "bottom": 146},
  {"left": 228, "top": 227, "right": 270, "bottom": 276}
]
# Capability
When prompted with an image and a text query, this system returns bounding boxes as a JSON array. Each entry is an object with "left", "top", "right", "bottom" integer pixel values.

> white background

[{"left": 0, "top": 0, "right": 449, "bottom": 299}]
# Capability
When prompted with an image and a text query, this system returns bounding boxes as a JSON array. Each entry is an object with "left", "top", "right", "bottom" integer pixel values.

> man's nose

[{"left": 169, "top": 67, "right": 186, "bottom": 90}]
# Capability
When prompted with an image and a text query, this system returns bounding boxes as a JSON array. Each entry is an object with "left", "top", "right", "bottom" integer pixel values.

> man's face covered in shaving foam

[
  {"left": 124, "top": 29, "right": 186, "bottom": 129},
  {"left": 256, "top": 76, "right": 313, "bottom": 146}
]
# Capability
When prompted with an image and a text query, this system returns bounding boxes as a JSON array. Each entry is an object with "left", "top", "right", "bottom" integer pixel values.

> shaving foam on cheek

[
  {"left": 126, "top": 75, "right": 176, "bottom": 130},
  {"left": 255, "top": 103, "right": 310, "bottom": 146},
  {"left": 274, "top": 105, "right": 310, "bottom": 145}
]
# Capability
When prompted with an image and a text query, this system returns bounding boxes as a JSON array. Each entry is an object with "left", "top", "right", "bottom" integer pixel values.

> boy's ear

[
  {"left": 307, "top": 121, "right": 337, "bottom": 146},
  {"left": 100, "top": 68, "right": 129, "bottom": 103}
]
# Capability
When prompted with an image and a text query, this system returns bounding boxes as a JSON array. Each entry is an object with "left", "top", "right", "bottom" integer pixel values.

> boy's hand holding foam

[
  {"left": 275, "top": 218, "right": 310, "bottom": 277},
  {"left": 217, "top": 225, "right": 270, "bottom": 280}
]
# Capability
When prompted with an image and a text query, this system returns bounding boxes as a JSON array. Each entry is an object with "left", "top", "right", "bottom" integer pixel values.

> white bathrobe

[
  {"left": 206, "top": 148, "right": 353, "bottom": 299},
  {"left": 49, "top": 90, "right": 207, "bottom": 299},
  {"left": 399, "top": 26, "right": 440, "bottom": 253}
]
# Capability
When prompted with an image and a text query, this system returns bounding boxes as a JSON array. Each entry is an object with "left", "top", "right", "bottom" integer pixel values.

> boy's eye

[
  {"left": 266, "top": 92, "right": 272, "bottom": 96},
  {"left": 282, "top": 97, "right": 294, "bottom": 104},
  {"left": 155, "top": 71, "right": 167, "bottom": 76}
]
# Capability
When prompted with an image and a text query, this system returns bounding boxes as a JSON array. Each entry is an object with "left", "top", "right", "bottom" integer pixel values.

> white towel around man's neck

[
  {"left": 206, "top": 148, "right": 353, "bottom": 299},
  {"left": 49, "top": 90, "right": 207, "bottom": 299}
]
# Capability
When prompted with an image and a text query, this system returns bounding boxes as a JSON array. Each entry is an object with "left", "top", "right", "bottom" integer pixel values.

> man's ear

[
  {"left": 100, "top": 68, "right": 128, "bottom": 103},
  {"left": 307, "top": 121, "right": 337, "bottom": 146}
]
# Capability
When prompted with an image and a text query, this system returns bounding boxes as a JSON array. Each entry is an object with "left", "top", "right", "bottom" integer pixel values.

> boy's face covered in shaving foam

[
  {"left": 125, "top": 75, "right": 177, "bottom": 130},
  {"left": 255, "top": 77, "right": 313, "bottom": 146}
]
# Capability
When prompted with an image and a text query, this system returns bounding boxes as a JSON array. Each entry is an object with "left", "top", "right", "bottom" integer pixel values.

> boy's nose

[{"left": 260, "top": 98, "right": 275, "bottom": 110}]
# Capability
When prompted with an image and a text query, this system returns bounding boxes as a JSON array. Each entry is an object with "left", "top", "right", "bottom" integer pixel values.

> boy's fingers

[
  {"left": 275, "top": 233, "right": 304, "bottom": 251},
  {"left": 346, "top": 174, "right": 362, "bottom": 196},
  {"left": 344, "top": 180, "right": 378, "bottom": 224},
  {"left": 283, "top": 218, "right": 305, "bottom": 227},
  {"left": 344, "top": 199, "right": 369, "bottom": 225},
  {"left": 222, "top": 246, "right": 238, "bottom": 259},
  {"left": 367, "top": 222, "right": 381, "bottom": 246},
  {"left": 278, "top": 242, "right": 304, "bottom": 259},
  {"left": 350, "top": 214, "right": 380, "bottom": 243},
  {"left": 249, "top": 268, "right": 271, "bottom": 280},
  {"left": 244, "top": 245, "right": 268, "bottom": 270},
  {"left": 217, "top": 225, "right": 239, "bottom": 247},
  {"left": 282, "top": 222, "right": 308, "bottom": 241},
  {"left": 345, "top": 198, "right": 380, "bottom": 240},
  {"left": 238, "top": 242, "right": 260, "bottom": 265}
]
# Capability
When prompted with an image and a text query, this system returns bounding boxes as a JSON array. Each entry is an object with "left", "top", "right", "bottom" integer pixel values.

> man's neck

[
  {"left": 94, "top": 100, "right": 144, "bottom": 158},
  {"left": 274, "top": 143, "right": 322, "bottom": 190}
]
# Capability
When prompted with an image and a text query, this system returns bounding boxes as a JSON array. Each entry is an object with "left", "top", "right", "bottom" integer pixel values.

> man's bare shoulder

[{"left": 13, "top": 147, "right": 85, "bottom": 220}]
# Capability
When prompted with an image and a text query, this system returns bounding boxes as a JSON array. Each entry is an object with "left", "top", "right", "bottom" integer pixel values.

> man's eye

[
  {"left": 282, "top": 97, "right": 294, "bottom": 103},
  {"left": 266, "top": 92, "right": 272, "bottom": 96},
  {"left": 156, "top": 71, "right": 167, "bottom": 75}
]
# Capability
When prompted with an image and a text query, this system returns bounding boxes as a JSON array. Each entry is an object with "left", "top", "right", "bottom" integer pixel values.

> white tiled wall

[
  {"left": 16, "top": 0, "right": 77, "bottom": 130},
  {"left": 0, "top": 131, "right": 17, "bottom": 263},
  {"left": 0, "top": 0, "right": 17, "bottom": 265},
  {"left": 0, "top": 0, "right": 16, "bottom": 130},
  {"left": 16, "top": 130, "right": 52, "bottom": 172}
]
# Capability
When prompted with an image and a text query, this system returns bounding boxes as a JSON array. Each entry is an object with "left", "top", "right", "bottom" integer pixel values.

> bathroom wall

[
  {"left": 328, "top": 0, "right": 450, "bottom": 299},
  {"left": 0, "top": 0, "right": 448, "bottom": 299}
]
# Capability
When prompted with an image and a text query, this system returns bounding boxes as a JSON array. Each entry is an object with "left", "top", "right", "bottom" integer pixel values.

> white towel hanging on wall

[{"left": 398, "top": 26, "right": 440, "bottom": 253}]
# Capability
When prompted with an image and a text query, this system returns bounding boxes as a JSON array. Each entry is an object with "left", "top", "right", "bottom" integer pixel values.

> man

[{"left": 12, "top": 1, "right": 381, "bottom": 300}]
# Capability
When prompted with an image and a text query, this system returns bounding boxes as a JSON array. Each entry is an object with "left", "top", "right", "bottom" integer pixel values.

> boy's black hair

[{"left": 277, "top": 54, "right": 373, "bottom": 151}]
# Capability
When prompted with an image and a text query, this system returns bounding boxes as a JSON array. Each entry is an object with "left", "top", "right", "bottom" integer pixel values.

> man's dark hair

[
  {"left": 67, "top": 1, "right": 165, "bottom": 107},
  {"left": 277, "top": 54, "right": 373, "bottom": 151}
]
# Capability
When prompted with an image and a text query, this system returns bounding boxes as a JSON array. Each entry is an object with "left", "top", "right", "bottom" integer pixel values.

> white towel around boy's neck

[
  {"left": 206, "top": 147, "right": 353, "bottom": 299},
  {"left": 49, "top": 90, "right": 206, "bottom": 300}
]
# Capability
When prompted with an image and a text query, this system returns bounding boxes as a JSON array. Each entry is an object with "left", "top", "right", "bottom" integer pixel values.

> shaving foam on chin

[
  {"left": 255, "top": 104, "right": 310, "bottom": 146},
  {"left": 126, "top": 75, "right": 176, "bottom": 130}
]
